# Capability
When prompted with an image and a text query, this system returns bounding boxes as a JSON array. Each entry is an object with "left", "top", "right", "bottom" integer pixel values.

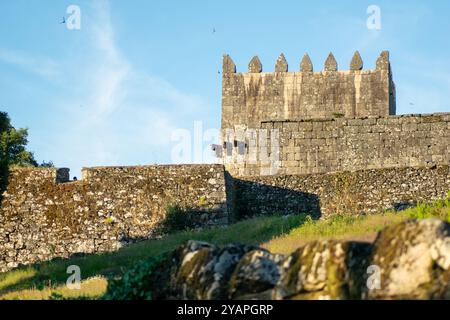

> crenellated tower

[
  {"left": 220, "top": 51, "right": 398, "bottom": 176},
  {"left": 221, "top": 51, "right": 396, "bottom": 129}
]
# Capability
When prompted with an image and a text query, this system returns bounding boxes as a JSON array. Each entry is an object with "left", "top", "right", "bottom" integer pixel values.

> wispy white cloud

[
  {"left": 48, "top": 0, "right": 207, "bottom": 174},
  {"left": 0, "top": 48, "right": 60, "bottom": 79}
]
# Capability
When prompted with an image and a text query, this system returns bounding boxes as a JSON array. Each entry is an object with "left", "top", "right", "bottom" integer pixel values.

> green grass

[
  {"left": 0, "top": 276, "right": 107, "bottom": 300},
  {"left": 265, "top": 194, "right": 450, "bottom": 255},
  {"left": 0, "top": 193, "right": 449, "bottom": 300},
  {"left": 263, "top": 212, "right": 405, "bottom": 254},
  {"left": 402, "top": 195, "right": 450, "bottom": 222}
]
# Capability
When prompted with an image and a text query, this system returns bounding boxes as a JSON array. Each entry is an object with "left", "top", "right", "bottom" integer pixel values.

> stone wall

[
  {"left": 223, "top": 113, "right": 450, "bottom": 177},
  {"left": 221, "top": 51, "right": 395, "bottom": 129},
  {"left": 0, "top": 165, "right": 228, "bottom": 272},
  {"left": 233, "top": 165, "right": 450, "bottom": 218},
  {"left": 1, "top": 163, "right": 449, "bottom": 272}
]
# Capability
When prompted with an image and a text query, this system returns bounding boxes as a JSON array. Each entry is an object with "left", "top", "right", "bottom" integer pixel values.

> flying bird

[
  {"left": 212, "top": 28, "right": 216, "bottom": 34},
  {"left": 60, "top": 16, "right": 66, "bottom": 24}
]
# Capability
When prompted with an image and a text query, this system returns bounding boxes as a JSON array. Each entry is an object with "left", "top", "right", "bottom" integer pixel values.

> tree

[
  {"left": 0, "top": 112, "right": 38, "bottom": 167},
  {"left": 39, "top": 160, "right": 55, "bottom": 168},
  {"left": 0, "top": 112, "right": 38, "bottom": 196}
]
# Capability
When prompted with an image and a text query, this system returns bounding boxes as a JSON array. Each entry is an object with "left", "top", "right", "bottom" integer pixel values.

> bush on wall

[{"left": 161, "top": 203, "right": 195, "bottom": 233}]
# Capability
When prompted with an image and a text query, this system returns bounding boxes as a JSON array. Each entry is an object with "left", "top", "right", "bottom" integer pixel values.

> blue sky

[{"left": 0, "top": 0, "right": 449, "bottom": 176}]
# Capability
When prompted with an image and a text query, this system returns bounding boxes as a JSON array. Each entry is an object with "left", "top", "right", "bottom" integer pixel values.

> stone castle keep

[
  {"left": 1, "top": 51, "right": 449, "bottom": 271},
  {"left": 220, "top": 51, "right": 447, "bottom": 176}
]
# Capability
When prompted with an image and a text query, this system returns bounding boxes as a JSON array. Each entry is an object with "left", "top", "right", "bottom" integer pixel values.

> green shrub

[
  {"left": 161, "top": 203, "right": 194, "bottom": 233},
  {"left": 103, "top": 255, "right": 165, "bottom": 300},
  {"left": 403, "top": 192, "right": 450, "bottom": 223}
]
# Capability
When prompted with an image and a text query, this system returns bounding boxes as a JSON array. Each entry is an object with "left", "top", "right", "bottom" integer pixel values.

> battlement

[
  {"left": 223, "top": 51, "right": 392, "bottom": 74},
  {"left": 222, "top": 51, "right": 396, "bottom": 128}
]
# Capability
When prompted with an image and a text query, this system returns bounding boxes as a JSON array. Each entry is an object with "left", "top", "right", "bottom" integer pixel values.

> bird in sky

[
  {"left": 212, "top": 28, "right": 216, "bottom": 34},
  {"left": 60, "top": 16, "right": 66, "bottom": 24}
]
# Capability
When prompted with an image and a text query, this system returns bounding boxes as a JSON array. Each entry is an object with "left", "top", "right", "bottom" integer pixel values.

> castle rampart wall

[
  {"left": 233, "top": 165, "right": 450, "bottom": 219},
  {"left": 222, "top": 113, "right": 450, "bottom": 177},
  {"left": 1, "top": 162, "right": 449, "bottom": 272},
  {"left": 0, "top": 165, "right": 228, "bottom": 271}
]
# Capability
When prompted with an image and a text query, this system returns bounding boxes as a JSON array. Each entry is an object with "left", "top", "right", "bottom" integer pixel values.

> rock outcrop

[
  {"left": 367, "top": 219, "right": 450, "bottom": 299},
  {"left": 146, "top": 219, "right": 450, "bottom": 300},
  {"left": 273, "top": 241, "right": 371, "bottom": 300},
  {"left": 150, "top": 240, "right": 258, "bottom": 300}
]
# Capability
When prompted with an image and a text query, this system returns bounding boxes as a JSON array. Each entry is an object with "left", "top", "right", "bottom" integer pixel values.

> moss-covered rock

[
  {"left": 151, "top": 240, "right": 256, "bottom": 299},
  {"left": 367, "top": 219, "right": 450, "bottom": 299},
  {"left": 273, "top": 241, "right": 371, "bottom": 300},
  {"left": 136, "top": 219, "right": 449, "bottom": 300},
  {"left": 228, "top": 249, "right": 285, "bottom": 299}
]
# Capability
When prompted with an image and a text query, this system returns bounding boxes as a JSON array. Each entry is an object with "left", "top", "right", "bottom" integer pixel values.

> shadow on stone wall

[
  {"left": 232, "top": 178, "right": 321, "bottom": 220},
  {"left": 125, "top": 202, "right": 229, "bottom": 240},
  {"left": 391, "top": 201, "right": 417, "bottom": 212},
  {"left": 0, "top": 163, "right": 9, "bottom": 204}
]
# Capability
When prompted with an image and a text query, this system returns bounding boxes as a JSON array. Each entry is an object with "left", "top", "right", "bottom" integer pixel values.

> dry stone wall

[
  {"left": 233, "top": 165, "right": 450, "bottom": 218},
  {"left": 0, "top": 165, "right": 228, "bottom": 272}
]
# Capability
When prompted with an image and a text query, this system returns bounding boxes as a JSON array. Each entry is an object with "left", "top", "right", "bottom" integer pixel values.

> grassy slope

[
  {"left": 0, "top": 214, "right": 306, "bottom": 299},
  {"left": 0, "top": 195, "right": 449, "bottom": 300},
  {"left": 263, "top": 213, "right": 405, "bottom": 255}
]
